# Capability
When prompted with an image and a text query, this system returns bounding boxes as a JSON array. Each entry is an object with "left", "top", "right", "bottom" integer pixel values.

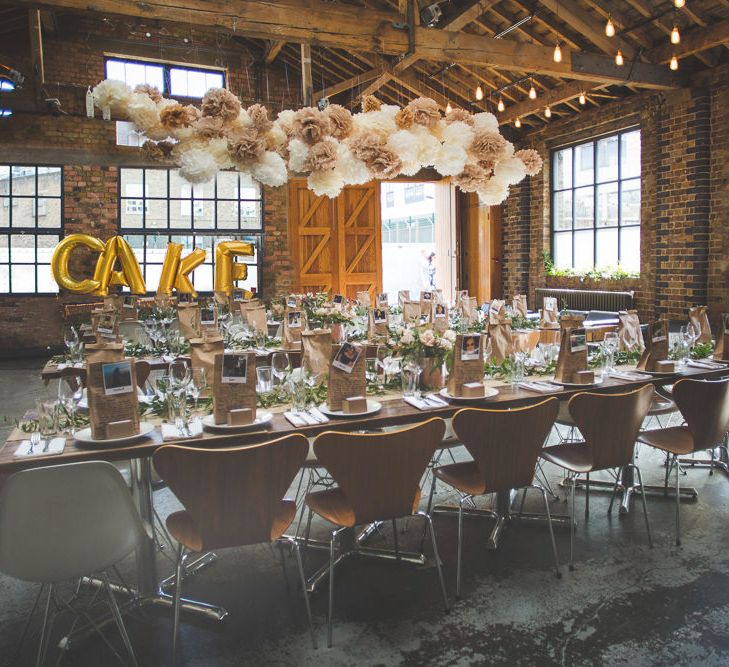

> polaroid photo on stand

[
  {"left": 332, "top": 342, "right": 361, "bottom": 374},
  {"left": 373, "top": 307, "right": 387, "bottom": 324},
  {"left": 652, "top": 321, "right": 667, "bottom": 343},
  {"left": 177, "top": 292, "right": 192, "bottom": 304},
  {"left": 421, "top": 291, "right": 433, "bottom": 302},
  {"left": 122, "top": 295, "right": 136, "bottom": 309},
  {"left": 333, "top": 294, "right": 344, "bottom": 305},
  {"left": 200, "top": 306, "right": 216, "bottom": 326},
  {"left": 461, "top": 334, "right": 481, "bottom": 361},
  {"left": 221, "top": 354, "right": 248, "bottom": 384},
  {"left": 434, "top": 303, "right": 447, "bottom": 319},
  {"left": 376, "top": 292, "right": 388, "bottom": 307},
  {"left": 96, "top": 312, "right": 117, "bottom": 339},
  {"left": 570, "top": 332, "right": 587, "bottom": 353},
  {"left": 287, "top": 295, "right": 297, "bottom": 308},
  {"left": 287, "top": 311, "right": 302, "bottom": 329},
  {"left": 102, "top": 360, "right": 134, "bottom": 396}
]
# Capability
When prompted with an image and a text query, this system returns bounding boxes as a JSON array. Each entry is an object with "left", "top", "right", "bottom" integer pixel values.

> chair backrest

[
  {"left": 135, "top": 359, "right": 151, "bottom": 391},
  {"left": 568, "top": 384, "right": 654, "bottom": 470},
  {"left": 673, "top": 378, "right": 729, "bottom": 451},
  {"left": 153, "top": 434, "right": 308, "bottom": 550},
  {"left": 452, "top": 398, "right": 559, "bottom": 494},
  {"left": 0, "top": 461, "right": 146, "bottom": 583},
  {"left": 313, "top": 418, "right": 446, "bottom": 525}
]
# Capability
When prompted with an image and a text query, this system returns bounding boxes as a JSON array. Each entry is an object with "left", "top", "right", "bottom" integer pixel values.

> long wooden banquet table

[{"left": 2, "top": 363, "right": 728, "bottom": 645}]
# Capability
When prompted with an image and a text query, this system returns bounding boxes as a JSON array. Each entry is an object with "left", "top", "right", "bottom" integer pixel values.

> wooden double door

[{"left": 288, "top": 178, "right": 382, "bottom": 299}]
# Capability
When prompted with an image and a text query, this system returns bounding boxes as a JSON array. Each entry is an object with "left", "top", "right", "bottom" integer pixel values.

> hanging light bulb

[
  {"left": 670, "top": 54, "right": 679, "bottom": 70},
  {"left": 545, "top": 106, "right": 552, "bottom": 118},
  {"left": 674, "top": 0, "right": 685, "bottom": 8},
  {"left": 615, "top": 50, "right": 624, "bottom": 66},
  {"left": 671, "top": 24, "right": 681, "bottom": 44},
  {"left": 605, "top": 16, "right": 616, "bottom": 37},
  {"left": 529, "top": 84, "right": 537, "bottom": 99},
  {"left": 579, "top": 91, "right": 586, "bottom": 105},
  {"left": 497, "top": 97, "right": 505, "bottom": 112},
  {"left": 446, "top": 101, "right": 453, "bottom": 114},
  {"left": 475, "top": 84, "right": 484, "bottom": 101},
  {"left": 553, "top": 43, "right": 562, "bottom": 63},
  {"left": 515, "top": 117, "right": 522, "bottom": 128}
]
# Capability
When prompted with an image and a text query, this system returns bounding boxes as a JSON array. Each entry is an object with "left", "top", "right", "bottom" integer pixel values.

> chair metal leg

[
  {"left": 36, "top": 583, "right": 54, "bottom": 667},
  {"left": 101, "top": 572, "right": 138, "bottom": 667},
  {"left": 419, "top": 473, "right": 438, "bottom": 553},
  {"left": 172, "top": 543, "right": 185, "bottom": 666},
  {"left": 528, "top": 485, "right": 561, "bottom": 578},
  {"left": 630, "top": 465, "right": 653, "bottom": 549},
  {"left": 456, "top": 495, "right": 466, "bottom": 599},
  {"left": 584, "top": 473, "right": 590, "bottom": 518},
  {"left": 675, "top": 454, "right": 682, "bottom": 546},
  {"left": 287, "top": 538, "right": 317, "bottom": 650},
  {"left": 327, "top": 528, "right": 344, "bottom": 648},
  {"left": 304, "top": 508, "right": 314, "bottom": 549},
  {"left": 607, "top": 466, "right": 622, "bottom": 515},
  {"left": 417, "top": 511, "right": 449, "bottom": 612},
  {"left": 569, "top": 476, "right": 576, "bottom": 571},
  {"left": 392, "top": 519, "right": 400, "bottom": 562}
]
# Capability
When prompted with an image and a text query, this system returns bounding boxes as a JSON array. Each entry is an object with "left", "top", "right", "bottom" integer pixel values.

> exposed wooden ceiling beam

[
  {"left": 264, "top": 40, "right": 285, "bottom": 64},
  {"left": 300, "top": 43, "right": 312, "bottom": 106},
  {"left": 314, "top": 65, "right": 388, "bottom": 102},
  {"left": 647, "top": 18, "right": 729, "bottom": 63},
  {"left": 17, "top": 0, "right": 680, "bottom": 89},
  {"left": 499, "top": 79, "right": 604, "bottom": 123},
  {"left": 444, "top": 0, "right": 500, "bottom": 33}
]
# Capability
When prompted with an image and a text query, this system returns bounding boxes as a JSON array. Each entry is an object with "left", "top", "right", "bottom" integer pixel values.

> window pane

[
  {"left": 0, "top": 234, "right": 8, "bottom": 262},
  {"left": 553, "top": 191, "right": 572, "bottom": 231},
  {"left": 621, "top": 178, "right": 640, "bottom": 226},
  {"left": 217, "top": 171, "right": 239, "bottom": 199},
  {"left": 573, "top": 186, "right": 594, "bottom": 229},
  {"left": 187, "top": 70, "right": 207, "bottom": 98},
  {"left": 621, "top": 130, "right": 641, "bottom": 179},
  {"left": 169, "top": 69, "right": 189, "bottom": 97},
  {"left": 170, "top": 208, "right": 191, "bottom": 230},
  {"left": 170, "top": 170, "right": 190, "bottom": 198},
  {"left": 0, "top": 266, "right": 8, "bottom": 293},
  {"left": 147, "top": 199, "right": 167, "bottom": 230},
  {"left": 12, "top": 198, "right": 35, "bottom": 227},
  {"left": 146, "top": 169, "right": 167, "bottom": 198},
  {"left": 620, "top": 226, "right": 640, "bottom": 272},
  {"left": 573, "top": 230, "right": 594, "bottom": 270},
  {"left": 0, "top": 197, "right": 9, "bottom": 228},
  {"left": 11, "top": 264, "right": 35, "bottom": 293},
  {"left": 574, "top": 143, "right": 594, "bottom": 187},
  {"left": 553, "top": 232, "right": 572, "bottom": 269},
  {"left": 37, "top": 198, "right": 61, "bottom": 228},
  {"left": 596, "top": 182, "right": 618, "bottom": 228},
  {"left": 37, "top": 235, "right": 57, "bottom": 263},
  {"left": 37, "top": 167, "right": 61, "bottom": 197},
  {"left": 205, "top": 72, "right": 225, "bottom": 91},
  {"left": 145, "top": 264, "right": 163, "bottom": 289},
  {"left": 116, "top": 121, "right": 146, "bottom": 147},
  {"left": 596, "top": 135, "right": 618, "bottom": 183},
  {"left": 0, "top": 166, "right": 8, "bottom": 196},
  {"left": 37, "top": 265, "right": 56, "bottom": 293},
  {"left": 553, "top": 149, "right": 572, "bottom": 190},
  {"left": 12, "top": 166, "right": 35, "bottom": 196},
  {"left": 121, "top": 204, "right": 143, "bottom": 228},
  {"left": 240, "top": 201, "right": 262, "bottom": 229},
  {"left": 105, "top": 59, "right": 126, "bottom": 81},
  {"left": 596, "top": 228, "right": 618, "bottom": 267},
  {"left": 193, "top": 201, "right": 214, "bottom": 230},
  {"left": 122, "top": 169, "right": 144, "bottom": 192}
]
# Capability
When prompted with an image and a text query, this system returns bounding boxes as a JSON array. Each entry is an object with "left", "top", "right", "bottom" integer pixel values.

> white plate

[
  {"left": 439, "top": 387, "right": 499, "bottom": 402},
  {"left": 74, "top": 421, "right": 156, "bottom": 446},
  {"left": 318, "top": 400, "right": 382, "bottom": 418},
  {"left": 548, "top": 376, "right": 605, "bottom": 388},
  {"left": 78, "top": 388, "right": 150, "bottom": 410},
  {"left": 202, "top": 411, "right": 273, "bottom": 431}
]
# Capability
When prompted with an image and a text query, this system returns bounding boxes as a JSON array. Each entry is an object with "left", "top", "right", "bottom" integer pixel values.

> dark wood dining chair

[
  {"left": 540, "top": 384, "right": 654, "bottom": 569},
  {"left": 153, "top": 434, "right": 316, "bottom": 664},
  {"left": 134, "top": 359, "right": 151, "bottom": 393},
  {"left": 432, "top": 398, "right": 560, "bottom": 598},
  {"left": 638, "top": 377, "right": 729, "bottom": 545},
  {"left": 306, "top": 417, "right": 448, "bottom": 647}
]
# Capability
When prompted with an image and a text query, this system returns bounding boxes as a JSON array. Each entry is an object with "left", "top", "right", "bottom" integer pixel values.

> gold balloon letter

[
  {"left": 91, "top": 236, "right": 146, "bottom": 296},
  {"left": 51, "top": 234, "right": 106, "bottom": 293},
  {"left": 156, "top": 243, "right": 206, "bottom": 297},
  {"left": 175, "top": 248, "right": 206, "bottom": 296},
  {"left": 214, "top": 241, "right": 254, "bottom": 294}
]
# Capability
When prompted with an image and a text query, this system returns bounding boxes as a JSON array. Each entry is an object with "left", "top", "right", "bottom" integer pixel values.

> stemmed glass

[
  {"left": 679, "top": 323, "right": 699, "bottom": 365},
  {"left": 63, "top": 324, "right": 79, "bottom": 361},
  {"left": 57, "top": 381, "right": 83, "bottom": 436},
  {"left": 271, "top": 352, "right": 290, "bottom": 385},
  {"left": 602, "top": 331, "right": 619, "bottom": 376},
  {"left": 189, "top": 368, "right": 208, "bottom": 423},
  {"left": 169, "top": 360, "right": 192, "bottom": 392},
  {"left": 511, "top": 351, "right": 528, "bottom": 388},
  {"left": 34, "top": 399, "right": 58, "bottom": 453}
]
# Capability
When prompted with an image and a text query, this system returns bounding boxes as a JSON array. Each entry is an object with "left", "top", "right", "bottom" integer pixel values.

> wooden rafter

[
  {"left": 264, "top": 40, "right": 285, "bottom": 64},
  {"left": 499, "top": 79, "right": 604, "bottom": 123},
  {"left": 647, "top": 18, "right": 729, "bottom": 64},
  {"left": 313, "top": 65, "right": 388, "bottom": 102}
]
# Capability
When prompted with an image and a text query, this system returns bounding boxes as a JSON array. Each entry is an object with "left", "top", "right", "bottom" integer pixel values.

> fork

[{"left": 29, "top": 431, "right": 40, "bottom": 454}]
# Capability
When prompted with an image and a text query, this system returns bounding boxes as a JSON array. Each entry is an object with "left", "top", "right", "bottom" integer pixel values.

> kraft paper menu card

[
  {"left": 375, "top": 292, "right": 388, "bottom": 308},
  {"left": 120, "top": 295, "right": 138, "bottom": 321},
  {"left": 540, "top": 297, "right": 559, "bottom": 328},
  {"left": 487, "top": 299, "right": 513, "bottom": 363},
  {"left": 212, "top": 352, "right": 257, "bottom": 425},
  {"left": 369, "top": 307, "right": 389, "bottom": 340},
  {"left": 637, "top": 320, "right": 669, "bottom": 371},
  {"left": 85, "top": 341, "right": 124, "bottom": 365},
  {"left": 327, "top": 343, "right": 366, "bottom": 411},
  {"left": 554, "top": 327, "right": 588, "bottom": 383},
  {"left": 688, "top": 305, "right": 712, "bottom": 344},
  {"left": 461, "top": 296, "right": 479, "bottom": 325},
  {"left": 245, "top": 305, "right": 268, "bottom": 335},
  {"left": 190, "top": 334, "right": 224, "bottom": 387},
  {"left": 447, "top": 334, "right": 484, "bottom": 397},
  {"left": 513, "top": 294, "right": 528, "bottom": 317},
  {"left": 283, "top": 310, "right": 304, "bottom": 349},
  {"left": 433, "top": 303, "right": 448, "bottom": 333},
  {"left": 618, "top": 310, "right": 644, "bottom": 351},
  {"left": 356, "top": 291, "right": 371, "bottom": 308},
  {"left": 398, "top": 290, "right": 410, "bottom": 308},
  {"left": 302, "top": 329, "right": 332, "bottom": 382},
  {"left": 402, "top": 300, "right": 421, "bottom": 324},
  {"left": 87, "top": 359, "right": 140, "bottom": 440},
  {"left": 177, "top": 303, "right": 200, "bottom": 340},
  {"left": 714, "top": 313, "right": 729, "bottom": 360}
]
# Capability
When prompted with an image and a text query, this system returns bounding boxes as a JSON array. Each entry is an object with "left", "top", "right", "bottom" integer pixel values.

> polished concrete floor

[{"left": 2, "top": 359, "right": 729, "bottom": 666}]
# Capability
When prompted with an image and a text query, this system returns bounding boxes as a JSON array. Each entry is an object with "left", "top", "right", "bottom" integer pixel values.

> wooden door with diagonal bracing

[{"left": 289, "top": 179, "right": 381, "bottom": 298}]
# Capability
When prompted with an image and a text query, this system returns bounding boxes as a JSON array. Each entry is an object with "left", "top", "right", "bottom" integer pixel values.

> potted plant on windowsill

[{"left": 543, "top": 252, "right": 639, "bottom": 291}]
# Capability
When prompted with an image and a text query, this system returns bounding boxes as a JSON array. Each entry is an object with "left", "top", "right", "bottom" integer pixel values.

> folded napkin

[
  {"left": 518, "top": 381, "right": 559, "bottom": 394},
  {"left": 404, "top": 394, "right": 449, "bottom": 410},
  {"left": 284, "top": 409, "right": 329, "bottom": 426},
  {"left": 610, "top": 371, "right": 653, "bottom": 381},
  {"left": 161, "top": 420, "right": 203, "bottom": 441},
  {"left": 14, "top": 437, "right": 66, "bottom": 457},
  {"left": 56, "top": 362, "right": 84, "bottom": 370},
  {"left": 687, "top": 359, "right": 726, "bottom": 370}
]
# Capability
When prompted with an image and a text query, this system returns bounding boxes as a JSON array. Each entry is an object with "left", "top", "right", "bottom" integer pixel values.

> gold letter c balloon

[{"left": 51, "top": 234, "right": 106, "bottom": 293}]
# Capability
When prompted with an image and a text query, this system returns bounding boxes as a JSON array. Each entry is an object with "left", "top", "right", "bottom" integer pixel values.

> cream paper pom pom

[
  {"left": 442, "top": 121, "right": 475, "bottom": 150},
  {"left": 208, "top": 138, "right": 233, "bottom": 170},
  {"left": 287, "top": 138, "right": 310, "bottom": 173},
  {"left": 276, "top": 109, "right": 297, "bottom": 137},
  {"left": 352, "top": 105, "right": 398, "bottom": 137},
  {"left": 251, "top": 151, "right": 288, "bottom": 187},
  {"left": 412, "top": 126, "right": 442, "bottom": 166},
  {"left": 472, "top": 112, "right": 499, "bottom": 133},
  {"left": 503, "top": 140, "right": 515, "bottom": 159},
  {"left": 93, "top": 79, "right": 132, "bottom": 114},
  {"left": 386, "top": 129, "right": 420, "bottom": 165},
  {"left": 493, "top": 156, "right": 527, "bottom": 185},
  {"left": 178, "top": 149, "right": 218, "bottom": 184},
  {"left": 266, "top": 123, "right": 288, "bottom": 152},
  {"left": 515, "top": 148, "right": 543, "bottom": 177},
  {"left": 477, "top": 178, "right": 510, "bottom": 206},
  {"left": 434, "top": 143, "right": 468, "bottom": 177},
  {"left": 307, "top": 168, "right": 345, "bottom": 198},
  {"left": 334, "top": 144, "right": 371, "bottom": 186},
  {"left": 127, "top": 93, "right": 160, "bottom": 129}
]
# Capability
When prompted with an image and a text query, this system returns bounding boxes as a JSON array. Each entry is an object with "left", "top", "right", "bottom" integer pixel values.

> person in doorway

[{"left": 420, "top": 250, "right": 436, "bottom": 292}]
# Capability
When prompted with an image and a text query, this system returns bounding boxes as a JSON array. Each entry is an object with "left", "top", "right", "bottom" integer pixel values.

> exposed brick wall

[
  {"left": 0, "top": 15, "right": 299, "bottom": 356},
  {"left": 505, "top": 66, "right": 729, "bottom": 326}
]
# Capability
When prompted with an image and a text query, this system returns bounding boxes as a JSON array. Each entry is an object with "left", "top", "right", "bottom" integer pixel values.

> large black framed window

[
  {"left": 118, "top": 168, "right": 263, "bottom": 294},
  {"left": 551, "top": 128, "right": 641, "bottom": 272},
  {"left": 0, "top": 164, "right": 63, "bottom": 294}
]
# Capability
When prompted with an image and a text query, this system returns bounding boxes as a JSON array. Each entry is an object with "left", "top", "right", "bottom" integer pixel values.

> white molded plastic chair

[{"left": 0, "top": 461, "right": 148, "bottom": 666}]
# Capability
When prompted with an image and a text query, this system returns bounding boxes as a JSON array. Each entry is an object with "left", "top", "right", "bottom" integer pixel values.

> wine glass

[
  {"left": 603, "top": 331, "right": 619, "bottom": 374},
  {"left": 271, "top": 352, "right": 290, "bottom": 385},
  {"left": 169, "top": 360, "right": 191, "bottom": 392},
  {"left": 63, "top": 324, "right": 79, "bottom": 357},
  {"left": 189, "top": 368, "right": 208, "bottom": 423},
  {"left": 57, "top": 381, "right": 83, "bottom": 435},
  {"left": 36, "top": 399, "right": 58, "bottom": 452}
]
